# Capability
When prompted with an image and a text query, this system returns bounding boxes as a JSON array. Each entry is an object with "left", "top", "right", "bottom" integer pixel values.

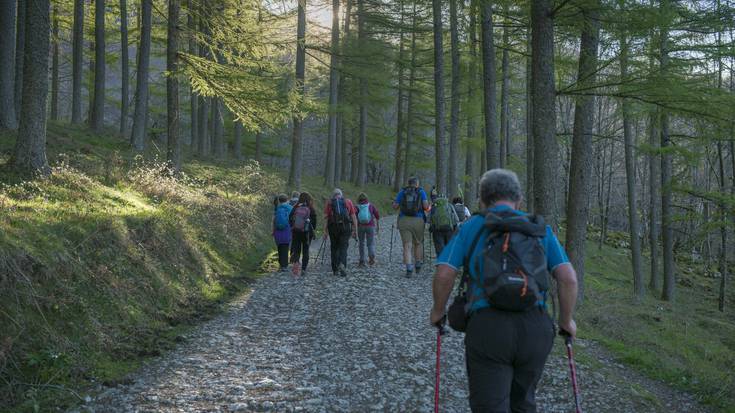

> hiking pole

[
  {"left": 434, "top": 315, "right": 447, "bottom": 413},
  {"left": 560, "top": 330, "right": 582, "bottom": 413},
  {"left": 389, "top": 224, "right": 395, "bottom": 263}
]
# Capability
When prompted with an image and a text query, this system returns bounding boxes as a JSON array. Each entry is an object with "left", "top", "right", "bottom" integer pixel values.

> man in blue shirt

[
  {"left": 393, "top": 177, "right": 430, "bottom": 277},
  {"left": 430, "top": 169, "right": 578, "bottom": 413}
]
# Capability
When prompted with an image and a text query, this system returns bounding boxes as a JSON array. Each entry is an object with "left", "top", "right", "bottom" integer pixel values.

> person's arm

[
  {"left": 372, "top": 205, "right": 380, "bottom": 233},
  {"left": 350, "top": 202, "right": 358, "bottom": 238},
  {"left": 554, "top": 263, "right": 578, "bottom": 337},
  {"left": 421, "top": 190, "right": 430, "bottom": 211},
  {"left": 392, "top": 192, "right": 402, "bottom": 210},
  {"left": 430, "top": 264, "right": 459, "bottom": 324}
]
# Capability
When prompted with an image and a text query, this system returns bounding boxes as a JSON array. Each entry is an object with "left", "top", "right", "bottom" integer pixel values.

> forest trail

[{"left": 79, "top": 216, "right": 710, "bottom": 413}]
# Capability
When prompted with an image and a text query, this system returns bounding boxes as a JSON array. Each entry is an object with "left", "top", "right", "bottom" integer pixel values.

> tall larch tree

[
  {"left": 11, "top": 0, "right": 51, "bottom": 175},
  {"left": 71, "top": 0, "right": 84, "bottom": 124},
  {"left": 14, "top": 0, "right": 26, "bottom": 116},
  {"left": 565, "top": 1, "right": 600, "bottom": 302},
  {"left": 355, "top": 0, "right": 368, "bottom": 187},
  {"left": 90, "top": 0, "right": 106, "bottom": 132},
  {"left": 499, "top": 8, "right": 510, "bottom": 168},
  {"left": 131, "top": 0, "right": 152, "bottom": 151},
  {"left": 0, "top": 0, "right": 17, "bottom": 129},
  {"left": 659, "top": 0, "right": 675, "bottom": 301},
  {"left": 325, "top": 0, "right": 340, "bottom": 187},
  {"left": 481, "top": 0, "right": 498, "bottom": 170},
  {"left": 187, "top": 0, "right": 198, "bottom": 148},
  {"left": 392, "top": 0, "right": 406, "bottom": 192},
  {"left": 465, "top": 0, "right": 479, "bottom": 204},
  {"left": 448, "top": 0, "right": 461, "bottom": 198},
  {"left": 288, "top": 0, "right": 306, "bottom": 188},
  {"left": 120, "top": 0, "right": 130, "bottom": 136},
  {"left": 432, "top": 0, "right": 447, "bottom": 194},
  {"left": 50, "top": 4, "right": 60, "bottom": 121},
  {"left": 167, "top": 0, "right": 181, "bottom": 171}
]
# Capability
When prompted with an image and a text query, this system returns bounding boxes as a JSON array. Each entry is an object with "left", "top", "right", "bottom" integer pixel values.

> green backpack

[{"left": 431, "top": 198, "right": 455, "bottom": 231}]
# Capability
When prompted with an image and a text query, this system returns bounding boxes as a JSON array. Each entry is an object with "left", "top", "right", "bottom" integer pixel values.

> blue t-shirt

[
  {"left": 436, "top": 205, "right": 570, "bottom": 313},
  {"left": 394, "top": 187, "right": 428, "bottom": 219}
]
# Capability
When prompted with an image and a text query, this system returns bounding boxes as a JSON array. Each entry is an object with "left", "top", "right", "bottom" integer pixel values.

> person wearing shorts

[{"left": 393, "top": 177, "right": 430, "bottom": 277}]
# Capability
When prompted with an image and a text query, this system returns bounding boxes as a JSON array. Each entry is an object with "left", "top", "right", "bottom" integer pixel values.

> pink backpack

[{"left": 292, "top": 205, "right": 311, "bottom": 232}]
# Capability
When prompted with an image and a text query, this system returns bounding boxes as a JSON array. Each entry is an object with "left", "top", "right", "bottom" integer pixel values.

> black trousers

[
  {"left": 290, "top": 231, "right": 311, "bottom": 271},
  {"left": 328, "top": 223, "right": 351, "bottom": 272},
  {"left": 432, "top": 228, "right": 455, "bottom": 256},
  {"left": 276, "top": 243, "right": 289, "bottom": 269},
  {"left": 465, "top": 308, "right": 554, "bottom": 413}
]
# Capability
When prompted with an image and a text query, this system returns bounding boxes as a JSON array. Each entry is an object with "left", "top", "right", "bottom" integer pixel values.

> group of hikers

[
  {"left": 271, "top": 168, "right": 579, "bottom": 413},
  {"left": 271, "top": 189, "right": 381, "bottom": 277}
]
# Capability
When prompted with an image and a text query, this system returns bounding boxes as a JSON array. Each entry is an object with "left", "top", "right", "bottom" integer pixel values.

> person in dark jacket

[{"left": 289, "top": 192, "right": 317, "bottom": 276}]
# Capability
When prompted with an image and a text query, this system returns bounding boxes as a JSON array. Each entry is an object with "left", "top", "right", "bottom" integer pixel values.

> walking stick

[
  {"left": 389, "top": 224, "right": 395, "bottom": 263},
  {"left": 561, "top": 330, "right": 582, "bottom": 413},
  {"left": 434, "top": 317, "right": 447, "bottom": 413}
]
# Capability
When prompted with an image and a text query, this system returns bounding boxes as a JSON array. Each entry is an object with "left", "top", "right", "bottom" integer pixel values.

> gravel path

[{"left": 80, "top": 216, "right": 710, "bottom": 412}]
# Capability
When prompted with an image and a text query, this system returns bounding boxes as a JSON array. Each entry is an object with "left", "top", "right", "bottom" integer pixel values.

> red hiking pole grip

[{"left": 563, "top": 334, "right": 582, "bottom": 413}]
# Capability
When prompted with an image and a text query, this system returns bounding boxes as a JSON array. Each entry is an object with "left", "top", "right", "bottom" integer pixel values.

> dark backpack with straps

[
  {"left": 448, "top": 211, "right": 550, "bottom": 332},
  {"left": 399, "top": 187, "right": 422, "bottom": 216}
]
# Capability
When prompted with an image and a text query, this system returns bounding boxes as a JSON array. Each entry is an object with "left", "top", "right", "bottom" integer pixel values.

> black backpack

[
  {"left": 448, "top": 211, "right": 550, "bottom": 331},
  {"left": 400, "top": 187, "right": 422, "bottom": 216},
  {"left": 329, "top": 197, "right": 351, "bottom": 228}
]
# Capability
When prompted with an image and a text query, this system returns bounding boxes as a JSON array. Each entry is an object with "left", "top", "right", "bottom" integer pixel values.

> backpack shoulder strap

[{"left": 458, "top": 212, "right": 489, "bottom": 293}]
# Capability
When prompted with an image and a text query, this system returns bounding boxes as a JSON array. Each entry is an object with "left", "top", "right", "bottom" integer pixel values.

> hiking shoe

[
  {"left": 333, "top": 271, "right": 339, "bottom": 277},
  {"left": 358, "top": 261, "right": 367, "bottom": 268},
  {"left": 338, "top": 264, "right": 348, "bottom": 277},
  {"left": 279, "top": 267, "right": 288, "bottom": 273},
  {"left": 415, "top": 264, "right": 422, "bottom": 274},
  {"left": 369, "top": 257, "right": 376, "bottom": 266},
  {"left": 291, "top": 262, "right": 301, "bottom": 276},
  {"left": 405, "top": 269, "right": 413, "bottom": 278}
]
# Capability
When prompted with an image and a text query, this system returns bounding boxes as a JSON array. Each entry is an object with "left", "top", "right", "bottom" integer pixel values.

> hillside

[{"left": 0, "top": 123, "right": 394, "bottom": 412}]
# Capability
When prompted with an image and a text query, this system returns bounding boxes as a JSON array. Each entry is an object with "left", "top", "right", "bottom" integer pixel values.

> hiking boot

[
  {"left": 333, "top": 270, "right": 339, "bottom": 277},
  {"left": 405, "top": 269, "right": 413, "bottom": 278},
  {"left": 358, "top": 261, "right": 367, "bottom": 268},
  {"left": 415, "top": 263, "right": 422, "bottom": 274},
  {"left": 279, "top": 267, "right": 288, "bottom": 273},
  {"left": 369, "top": 257, "right": 376, "bottom": 266},
  {"left": 338, "top": 264, "right": 348, "bottom": 277},
  {"left": 291, "top": 262, "right": 301, "bottom": 276}
]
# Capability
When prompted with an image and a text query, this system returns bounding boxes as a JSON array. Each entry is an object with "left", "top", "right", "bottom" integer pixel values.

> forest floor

[{"left": 78, "top": 216, "right": 711, "bottom": 413}]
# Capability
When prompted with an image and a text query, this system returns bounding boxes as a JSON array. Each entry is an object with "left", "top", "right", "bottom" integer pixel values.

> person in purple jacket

[
  {"left": 356, "top": 192, "right": 381, "bottom": 267},
  {"left": 272, "top": 193, "right": 293, "bottom": 272}
]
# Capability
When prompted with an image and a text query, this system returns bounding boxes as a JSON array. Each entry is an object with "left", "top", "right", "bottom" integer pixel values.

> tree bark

[
  {"left": 565, "top": 3, "right": 599, "bottom": 303},
  {"left": 531, "top": 0, "right": 559, "bottom": 227},
  {"left": 288, "top": 0, "right": 306, "bottom": 188},
  {"left": 325, "top": 0, "right": 340, "bottom": 187},
  {"left": 14, "top": 0, "right": 26, "bottom": 116},
  {"left": 233, "top": 121, "right": 243, "bottom": 160},
  {"left": 131, "top": 0, "right": 152, "bottom": 151},
  {"left": 404, "top": 4, "right": 417, "bottom": 184},
  {"left": 255, "top": 131, "right": 263, "bottom": 164},
  {"left": 620, "top": 31, "right": 645, "bottom": 299},
  {"left": 481, "top": 1, "right": 498, "bottom": 170},
  {"left": 337, "top": 0, "right": 352, "bottom": 183},
  {"left": 71, "top": 0, "right": 84, "bottom": 124},
  {"left": 197, "top": 96, "right": 209, "bottom": 156},
  {"left": 464, "top": 0, "right": 478, "bottom": 205},
  {"left": 525, "top": 28, "right": 534, "bottom": 212},
  {"left": 393, "top": 0, "right": 406, "bottom": 193},
  {"left": 717, "top": 140, "right": 728, "bottom": 311},
  {"left": 432, "top": 0, "right": 447, "bottom": 194},
  {"left": 499, "top": 15, "right": 510, "bottom": 168},
  {"left": 11, "top": 0, "right": 51, "bottom": 176},
  {"left": 187, "top": 0, "right": 198, "bottom": 147},
  {"left": 660, "top": 4, "right": 675, "bottom": 301},
  {"left": 50, "top": 4, "right": 60, "bottom": 121},
  {"left": 90, "top": 0, "right": 106, "bottom": 132},
  {"left": 213, "top": 99, "right": 225, "bottom": 158},
  {"left": 120, "top": 0, "right": 130, "bottom": 136},
  {"left": 448, "top": 0, "right": 460, "bottom": 198},
  {"left": 0, "top": 0, "right": 18, "bottom": 129},
  {"left": 355, "top": 0, "right": 368, "bottom": 187},
  {"left": 167, "top": 0, "right": 181, "bottom": 172}
]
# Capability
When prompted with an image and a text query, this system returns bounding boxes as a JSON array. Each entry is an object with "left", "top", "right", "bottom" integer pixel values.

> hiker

[
  {"left": 289, "top": 191, "right": 300, "bottom": 207},
  {"left": 452, "top": 196, "right": 471, "bottom": 225},
  {"left": 356, "top": 192, "right": 381, "bottom": 267},
  {"left": 289, "top": 192, "right": 317, "bottom": 276},
  {"left": 429, "top": 192, "right": 460, "bottom": 256},
  {"left": 430, "top": 169, "right": 578, "bottom": 413},
  {"left": 272, "top": 193, "right": 293, "bottom": 272},
  {"left": 324, "top": 189, "right": 358, "bottom": 276},
  {"left": 392, "top": 177, "right": 430, "bottom": 277}
]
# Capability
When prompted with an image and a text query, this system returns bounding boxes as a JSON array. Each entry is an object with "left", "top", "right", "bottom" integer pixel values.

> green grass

[
  {"left": 579, "top": 230, "right": 735, "bottom": 412},
  {"left": 0, "top": 123, "right": 396, "bottom": 412}
]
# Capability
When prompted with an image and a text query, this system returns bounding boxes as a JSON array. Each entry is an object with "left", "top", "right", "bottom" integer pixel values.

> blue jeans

[{"left": 358, "top": 226, "right": 376, "bottom": 263}]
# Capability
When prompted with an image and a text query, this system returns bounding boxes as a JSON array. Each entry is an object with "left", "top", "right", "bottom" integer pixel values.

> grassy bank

[
  {"left": 0, "top": 123, "right": 393, "bottom": 412},
  {"left": 579, "top": 231, "right": 735, "bottom": 412}
]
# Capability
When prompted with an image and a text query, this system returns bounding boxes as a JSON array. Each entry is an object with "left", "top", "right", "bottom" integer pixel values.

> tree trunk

[
  {"left": 531, "top": 0, "right": 559, "bottom": 227},
  {"left": 448, "top": 0, "right": 460, "bottom": 198},
  {"left": 197, "top": 96, "right": 209, "bottom": 156},
  {"left": 167, "top": 0, "right": 181, "bottom": 172},
  {"left": 50, "top": 4, "right": 60, "bottom": 121},
  {"left": 11, "top": 0, "right": 51, "bottom": 176},
  {"left": 325, "top": 0, "right": 340, "bottom": 187},
  {"left": 404, "top": 4, "right": 417, "bottom": 184},
  {"left": 213, "top": 99, "right": 225, "bottom": 158},
  {"left": 481, "top": 1, "right": 498, "bottom": 170},
  {"left": 233, "top": 121, "right": 243, "bottom": 160},
  {"left": 620, "top": 31, "right": 645, "bottom": 299},
  {"left": 565, "top": 3, "right": 599, "bottom": 303},
  {"left": 648, "top": 108, "right": 661, "bottom": 291},
  {"left": 432, "top": 0, "right": 447, "bottom": 194},
  {"left": 355, "top": 0, "right": 368, "bottom": 187},
  {"left": 14, "top": 0, "right": 26, "bottom": 116},
  {"left": 131, "top": 0, "right": 152, "bottom": 151},
  {"left": 337, "top": 0, "right": 352, "bottom": 183},
  {"left": 464, "top": 0, "right": 478, "bottom": 205},
  {"left": 288, "top": 0, "right": 306, "bottom": 188},
  {"left": 187, "top": 0, "right": 198, "bottom": 147},
  {"left": 120, "top": 0, "right": 130, "bottom": 136},
  {"left": 718, "top": 140, "right": 728, "bottom": 311},
  {"left": 499, "top": 14, "right": 510, "bottom": 168},
  {"left": 71, "top": 0, "right": 84, "bottom": 124},
  {"left": 525, "top": 28, "right": 534, "bottom": 211},
  {"left": 660, "top": 7, "right": 675, "bottom": 301},
  {"left": 0, "top": 0, "right": 18, "bottom": 129},
  {"left": 255, "top": 131, "right": 263, "bottom": 163},
  {"left": 393, "top": 0, "right": 406, "bottom": 193},
  {"left": 90, "top": 0, "right": 105, "bottom": 131}
]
